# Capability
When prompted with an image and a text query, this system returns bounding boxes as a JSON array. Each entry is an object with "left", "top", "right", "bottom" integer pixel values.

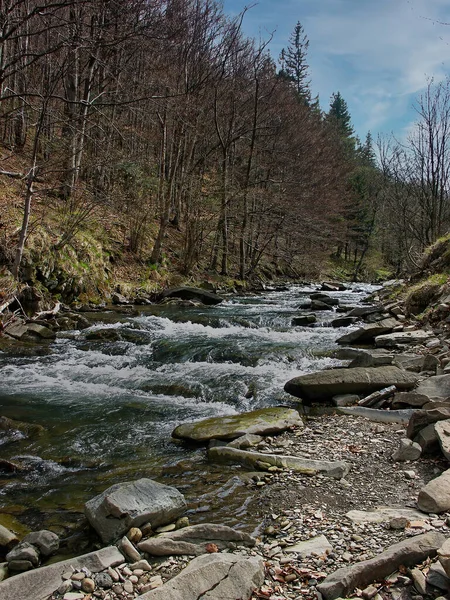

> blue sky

[{"left": 222, "top": 0, "right": 450, "bottom": 141}]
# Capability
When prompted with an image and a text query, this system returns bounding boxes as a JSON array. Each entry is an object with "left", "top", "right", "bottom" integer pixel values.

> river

[{"left": 0, "top": 283, "right": 376, "bottom": 544}]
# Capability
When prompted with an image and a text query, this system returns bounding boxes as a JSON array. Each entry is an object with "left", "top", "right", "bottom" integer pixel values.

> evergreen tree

[
  {"left": 327, "top": 92, "right": 354, "bottom": 138},
  {"left": 279, "top": 21, "right": 311, "bottom": 105}
]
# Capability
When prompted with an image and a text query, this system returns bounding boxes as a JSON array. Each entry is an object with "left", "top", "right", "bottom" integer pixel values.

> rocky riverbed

[{"left": 3, "top": 280, "right": 450, "bottom": 599}]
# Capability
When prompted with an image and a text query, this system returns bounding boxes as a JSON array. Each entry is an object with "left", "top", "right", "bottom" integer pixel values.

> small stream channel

[{"left": 0, "top": 284, "right": 377, "bottom": 547}]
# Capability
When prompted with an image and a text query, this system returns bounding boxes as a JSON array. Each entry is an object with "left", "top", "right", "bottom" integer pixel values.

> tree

[
  {"left": 279, "top": 21, "right": 311, "bottom": 105},
  {"left": 326, "top": 92, "right": 354, "bottom": 137}
]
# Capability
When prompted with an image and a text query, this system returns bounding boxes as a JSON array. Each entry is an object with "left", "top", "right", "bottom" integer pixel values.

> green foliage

[
  {"left": 327, "top": 92, "right": 354, "bottom": 138},
  {"left": 405, "top": 273, "right": 448, "bottom": 315}
]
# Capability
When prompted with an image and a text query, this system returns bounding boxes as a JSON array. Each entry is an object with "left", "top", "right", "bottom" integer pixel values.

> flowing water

[{"left": 0, "top": 284, "right": 376, "bottom": 541}]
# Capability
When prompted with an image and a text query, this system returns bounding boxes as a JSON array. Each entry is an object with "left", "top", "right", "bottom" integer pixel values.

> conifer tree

[
  {"left": 279, "top": 21, "right": 311, "bottom": 105},
  {"left": 327, "top": 91, "right": 354, "bottom": 138}
]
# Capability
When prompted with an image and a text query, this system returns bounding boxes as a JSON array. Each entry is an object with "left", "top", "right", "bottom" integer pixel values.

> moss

[{"left": 405, "top": 273, "right": 449, "bottom": 316}]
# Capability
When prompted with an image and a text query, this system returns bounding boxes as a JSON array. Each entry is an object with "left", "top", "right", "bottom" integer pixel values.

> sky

[{"left": 221, "top": 0, "right": 450, "bottom": 142}]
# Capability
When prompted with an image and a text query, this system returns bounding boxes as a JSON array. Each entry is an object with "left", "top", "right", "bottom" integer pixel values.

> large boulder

[
  {"left": 284, "top": 366, "right": 418, "bottom": 403},
  {"left": 138, "top": 553, "right": 264, "bottom": 600},
  {"left": 84, "top": 479, "right": 186, "bottom": 544},
  {"left": 172, "top": 407, "right": 302, "bottom": 443},
  {"left": 317, "top": 531, "right": 446, "bottom": 600},
  {"left": 138, "top": 523, "right": 255, "bottom": 556},
  {"left": 161, "top": 287, "right": 223, "bottom": 306},
  {"left": 336, "top": 319, "right": 399, "bottom": 345},
  {"left": 418, "top": 469, "right": 450, "bottom": 513},
  {"left": 435, "top": 419, "right": 450, "bottom": 460}
]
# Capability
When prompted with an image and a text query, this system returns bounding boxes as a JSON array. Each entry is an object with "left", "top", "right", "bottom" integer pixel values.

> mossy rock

[
  {"left": 405, "top": 276, "right": 447, "bottom": 315},
  {"left": 172, "top": 407, "right": 303, "bottom": 443}
]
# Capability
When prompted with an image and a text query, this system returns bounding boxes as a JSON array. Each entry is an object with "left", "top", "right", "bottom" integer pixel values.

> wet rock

[
  {"left": 138, "top": 553, "right": 264, "bottom": 600},
  {"left": 317, "top": 531, "right": 446, "bottom": 600},
  {"left": 22, "top": 530, "right": 59, "bottom": 556},
  {"left": 418, "top": 469, "right": 450, "bottom": 513},
  {"left": 6, "top": 542, "right": 40, "bottom": 567},
  {"left": 310, "top": 300, "right": 334, "bottom": 311},
  {"left": 407, "top": 408, "right": 450, "bottom": 439},
  {"left": 392, "top": 439, "right": 422, "bottom": 461},
  {"left": 172, "top": 407, "right": 303, "bottom": 442},
  {"left": 331, "top": 316, "right": 359, "bottom": 328},
  {"left": 285, "top": 534, "right": 332, "bottom": 557},
  {"left": 111, "top": 292, "right": 129, "bottom": 305},
  {"left": 23, "top": 323, "right": 56, "bottom": 340},
  {"left": 84, "top": 478, "right": 187, "bottom": 544},
  {"left": 336, "top": 319, "right": 399, "bottom": 345},
  {"left": 435, "top": 419, "right": 450, "bottom": 460},
  {"left": 284, "top": 367, "right": 418, "bottom": 403},
  {"left": 85, "top": 329, "right": 121, "bottom": 342},
  {"left": 208, "top": 446, "right": 349, "bottom": 478},
  {"left": 138, "top": 523, "right": 255, "bottom": 556},
  {"left": 161, "top": 287, "right": 223, "bottom": 306},
  {"left": 292, "top": 314, "right": 317, "bottom": 326}
]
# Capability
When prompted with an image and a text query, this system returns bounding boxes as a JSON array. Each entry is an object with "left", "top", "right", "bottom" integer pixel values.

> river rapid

[{"left": 0, "top": 284, "right": 377, "bottom": 543}]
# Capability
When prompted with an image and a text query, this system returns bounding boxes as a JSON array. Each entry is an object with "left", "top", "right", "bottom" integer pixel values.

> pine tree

[
  {"left": 279, "top": 21, "right": 311, "bottom": 105},
  {"left": 327, "top": 92, "right": 354, "bottom": 138}
]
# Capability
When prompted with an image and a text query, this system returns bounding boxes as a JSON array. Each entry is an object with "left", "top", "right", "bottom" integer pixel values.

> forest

[{"left": 1, "top": 0, "right": 450, "bottom": 301}]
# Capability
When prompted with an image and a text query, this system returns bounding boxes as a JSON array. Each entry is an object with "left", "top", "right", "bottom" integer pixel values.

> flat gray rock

[
  {"left": 392, "top": 438, "right": 422, "bottom": 461},
  {"left": 336, "top": 319, "right": 399, "bottom": 345},
  {"left": 85, "top": 478, "right": 186, "bottom": 544},
  {"left": 407, "top": 408, "right": 450, "bottom": 439},
  {"left": 416, "top": 375, "right": 450, "bottom": 401},
  {"left": 317, "top": 531, "right": 446, "bottom": 600},
  {"left": 284, "top": 367, "right": 418, "bottom": 402},
  {"left": 338, "top": 406, "right": 415, "bottom": 424},
  {"left": 375, "top": 330, "right": 435, "bottom": 347},
  {"left": 0, "top": 546, "right": 122, "bottom": 600},
  {"left": 172, "top": 407, "right": 302, "bottom": 442},
  {"left": 139, "top": 553, "right": 264, "bottom": 600},
  {"left": 418, "top": 468, "right": 450, "bottom": 513},
  {"left": 138, "top": 523, "right": 255, "bottom": 556},
  {"left": 208, "top": 446, "right": 349, "bottom": 478},
  {"left": 346, "top": 507, "right": 426, "bottom": 524},
  {"left": 285, "top": 534, "right": 332, "bottom": 557}
]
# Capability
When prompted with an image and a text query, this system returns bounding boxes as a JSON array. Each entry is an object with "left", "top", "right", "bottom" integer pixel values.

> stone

[
  {"left": 84, "top": 478, "right": 187, "bottom": 544},
  {"left": 161, "top": 287, "right": 223, "bottom": 306},
  {"left": 126, "top": 527, "right": 142, "bottom": 544},
  {"left": 415, "top": 423, "right": 440, "bottom": 454},
  {"left": 375, "top": 330, "right": 436, "bottom": 348},
  {"left": 285, "top": 367, "right": 418, "bottom": 403},
  {"left": 336, "top": 319, "right": 399, "bottom": 345},
  {"left": 137, "top": 553, "right": 264, "bottom": 600},
  {"left": 407, "top": 408, "right": 450, "bottom": 439},
  {"left": 411, "top": 567, "right": 427, "bottom": 594},
  {"left": 338, "top": 406, "right": 414, "bottom": 424},
  {"left": 95, "top": 572, "right": 114, "bottom": 588},
  {"left": 111, "top": 292, "right": 129, "bottom": 305},
  {"left": 317, "top": 531, "right": 446, "bottom": 600},
  {"left": 348, "top": 350, "right": 394, "bottom": 368},
  {"left": 292, "top": 314, "right": 317, "bottom": 326},
  {"left": 6, "top": 542, "right": 39, "bottom": 566},
  {"left": 227, "top": 433, "right": 263, "bottom": 449},
  {"left": 331, "top": 316, "right": 359, "bottom": 328},
  {"left": 285, "top": 535, "right": 332, "bottom": 557},
  {"left": 7, "top": 560, "right": 34, "bottom": 572},
  {"left": 392, "top": 439, "right": 422, "bottom": 461},
  {"left": 426, "top": 562, "right": 449, "bottom": 590},
  {"left": 155, "top": 523, "right": 176, "bottom": 533},
  {"left": 119, "top": 536, "right": 141, "bottom": 562},
  {"left": 310, "top": 300, "right": 334, "bottom": 311},
  {"left": 332, "top": 394, "right": 359, "bottom": 407},
  {"left": 392, "top": 393, "right": 430, "bottom": 408},
  {"left": 435, "top": 420, "right": 450, "bottom": 460},
  {"left": 416, "top": 375, "right": 450, "bottom": 401},
  {"left": 24, "top": 323, "right": 56, "bottom": 340},
  {"left": 81, "top": 578, "right": 95, "bottom": 593},
  {"left": 172, "top": 407, "right": 303, "bottom": 442},
  {"left": 138, "top": 523, "right": 256, "bottom": 556},
  {"left": 208, "top": 446, "right": 348, "bottom": 478},
  {"left": 393, "top": 355, "right": 425, "bottom": 372},
  {"left": 418, "top": 469, "right": 450, "bottom": 513},
  {"left": 438, "top": 538, "right": 450, "bottom": 577},
  {"left": 22, "top": 530, "right": 59, "bottom": 557},
  {"left": 0, "top": 524, "right": 18, "bottom": 549},
  {"left": 346, "top": 507, "right": 426, "bottom": 525},
  {"left": 346, "top": 305, "right": 384, "bottom": 318},
  {"left": 0, "top": 546, "right": 122, "bottom": 600}
]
